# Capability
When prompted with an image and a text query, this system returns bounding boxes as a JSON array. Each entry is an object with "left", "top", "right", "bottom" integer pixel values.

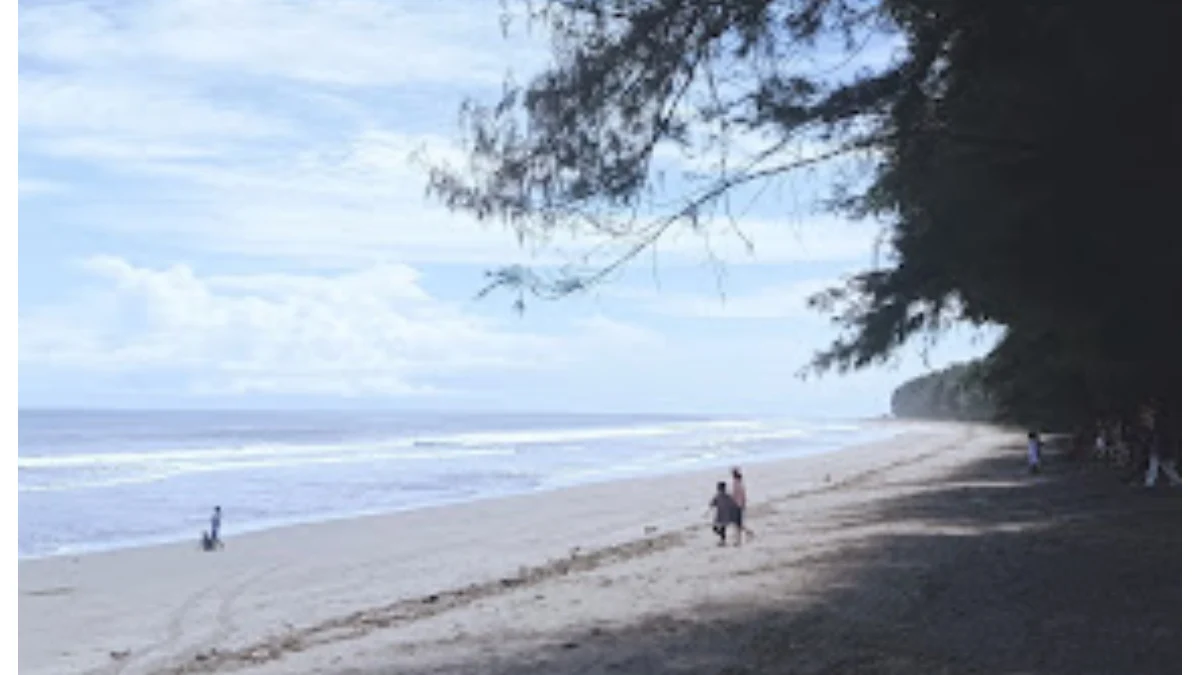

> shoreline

[
  {"left": 20, "top": 421, "right": 987, "bottom": 675},
  {"left": 19, "top": 418, "right": 918, "bottom": 563}
]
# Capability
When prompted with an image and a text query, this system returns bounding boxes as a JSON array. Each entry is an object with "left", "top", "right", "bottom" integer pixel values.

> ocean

[{"left": 18, "top": 410, "right": 896, "bottom": 559}]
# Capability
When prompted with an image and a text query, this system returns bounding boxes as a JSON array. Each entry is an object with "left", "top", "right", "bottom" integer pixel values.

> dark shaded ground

[{"left": 407, "top": 445, "right": 1181, "bottom": 675}]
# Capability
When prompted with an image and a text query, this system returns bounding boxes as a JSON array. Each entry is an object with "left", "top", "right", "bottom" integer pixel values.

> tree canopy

[{"left": 427, "top": 0, "right": 1179, "bottom": 431}]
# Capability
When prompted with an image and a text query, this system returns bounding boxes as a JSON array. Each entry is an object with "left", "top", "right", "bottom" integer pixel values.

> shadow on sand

[{"left": 389, "top": 445, "right": 1181, "bottom": 675}]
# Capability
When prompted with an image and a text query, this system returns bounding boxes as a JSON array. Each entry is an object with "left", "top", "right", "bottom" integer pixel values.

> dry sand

[{"left": 19, "top": 422, "right": 1180, "bottom": 674}]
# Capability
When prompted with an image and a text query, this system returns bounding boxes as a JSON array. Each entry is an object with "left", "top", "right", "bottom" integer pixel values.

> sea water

[{"left": 18, "top": 409, "right": 897, "bottom": 558}]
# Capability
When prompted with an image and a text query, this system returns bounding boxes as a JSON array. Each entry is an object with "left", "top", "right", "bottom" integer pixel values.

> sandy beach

[{"left": 19, "top": 422, "right": 1180, "bottom": 674}]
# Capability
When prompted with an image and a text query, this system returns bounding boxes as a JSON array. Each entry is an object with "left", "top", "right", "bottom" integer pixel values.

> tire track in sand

[
  {"left": 149, "top": 533, "right": 685, "bottom": 674},
  {"left": 104, "top": 564, "right": 284, "bottom": 675}
]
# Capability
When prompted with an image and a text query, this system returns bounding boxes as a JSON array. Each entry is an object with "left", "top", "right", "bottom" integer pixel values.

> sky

[{"left": 16, "top": 0, "right": 1001, "bottom": 417}]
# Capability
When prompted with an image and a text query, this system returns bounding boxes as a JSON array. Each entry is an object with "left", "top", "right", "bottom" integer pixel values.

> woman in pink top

[{"left": 730, "top": 467, "right": 756, "bottom": 543}]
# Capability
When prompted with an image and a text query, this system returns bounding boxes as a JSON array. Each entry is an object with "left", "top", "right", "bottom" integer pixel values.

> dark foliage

[
  {"left": 427, "top": 0, "right": 1179, "bottom": 431},
  {"left": 889, "top": 361, "right": 993, "bottom": 422}
]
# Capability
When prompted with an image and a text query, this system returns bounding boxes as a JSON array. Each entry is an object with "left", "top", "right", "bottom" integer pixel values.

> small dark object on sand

[
  {"left": 200, "top": 530, "right": 224, "bottom": 551},
  {"left": 422, "top": 594, "right": 440, "bottom": 604}
]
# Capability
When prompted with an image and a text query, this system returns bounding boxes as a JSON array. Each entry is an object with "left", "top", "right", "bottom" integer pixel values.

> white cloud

[
  {"left": 19, "top": 0, "right": 546, "bottom": 88},
  {"left": 19, "top": 256, "right": 665, "bottom": 398},
  {"left": 19, "top": 75, "right": 283, "bottom": 140},
  {"left": 20, "top": 257, "right": 546, "bottom": 396}
]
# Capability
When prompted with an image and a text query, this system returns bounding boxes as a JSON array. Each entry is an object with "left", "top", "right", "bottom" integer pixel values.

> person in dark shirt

[{"left": 708, "top": 481, "right": 738, "bottom": 547}]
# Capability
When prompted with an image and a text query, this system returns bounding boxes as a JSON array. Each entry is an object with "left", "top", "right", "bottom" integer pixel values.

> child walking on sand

[{"left": 708, "top": 481, "right": 738, "bottom": 547}]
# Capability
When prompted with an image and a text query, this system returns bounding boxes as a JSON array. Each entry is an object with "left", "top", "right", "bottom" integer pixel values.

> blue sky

[{"left": 17, "top": 0, "right": 999, "bottom": 416}]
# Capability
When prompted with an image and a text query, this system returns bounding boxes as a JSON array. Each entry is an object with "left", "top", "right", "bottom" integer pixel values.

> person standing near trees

[
  {"left": 1027, "top": 431, "right": 1042, "bottom": 474},
  {"left": 1141, "top": 403, "right": 1181, "bottom": 488}
]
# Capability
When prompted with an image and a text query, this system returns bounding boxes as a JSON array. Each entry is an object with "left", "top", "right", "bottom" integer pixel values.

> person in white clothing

[{"left": 1026, "top": 431, "right": 1042, "bottom": 474}]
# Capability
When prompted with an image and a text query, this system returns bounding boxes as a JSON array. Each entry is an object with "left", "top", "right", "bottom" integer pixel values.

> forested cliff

[{"left": 890, "top": 363, "right": 994, "bottom": 422}]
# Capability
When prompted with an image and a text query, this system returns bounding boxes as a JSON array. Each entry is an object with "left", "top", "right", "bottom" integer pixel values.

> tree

[{"left": 427, "top": 0, "right": 1179, "bottom": 429}]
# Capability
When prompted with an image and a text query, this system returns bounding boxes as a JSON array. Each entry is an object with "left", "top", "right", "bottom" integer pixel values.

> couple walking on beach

[{"left": 709, "top": 467, "right": 755, "bottom": 547}]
